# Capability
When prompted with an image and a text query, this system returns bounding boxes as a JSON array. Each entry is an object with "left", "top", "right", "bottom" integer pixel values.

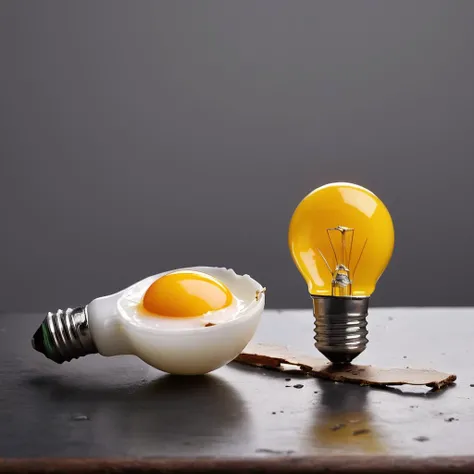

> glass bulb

[
  {"left": 288, "top": 182, "right": 395, "bottom": 364},
  {"left": 289, "top": 182, "right": 394, "bottom": 298}
]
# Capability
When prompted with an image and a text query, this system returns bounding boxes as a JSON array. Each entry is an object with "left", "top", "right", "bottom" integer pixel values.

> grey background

[{"left": 1, "top": 1, "right": 473, "bottom": 311}]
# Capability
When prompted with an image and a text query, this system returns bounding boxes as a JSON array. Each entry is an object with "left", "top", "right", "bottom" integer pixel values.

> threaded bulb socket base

[
  {"left": 31, "top": 307, "right": 98, "bottom": 363},
  {"left": 312, "top": 296, "right": 369, "bottom": 365}
]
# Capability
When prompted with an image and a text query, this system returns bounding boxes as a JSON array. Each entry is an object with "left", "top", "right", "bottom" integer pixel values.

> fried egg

[{"left": 115, "top": 266, "right": 265, "bottom": 374}]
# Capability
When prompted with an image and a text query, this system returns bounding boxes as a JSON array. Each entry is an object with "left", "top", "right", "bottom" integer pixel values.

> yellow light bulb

[
  {"left": 288, "top": 182, "right": 395, "bottom": 363},
  {"left": 289, "top": 182, "right": 394, "bottom": 297}
]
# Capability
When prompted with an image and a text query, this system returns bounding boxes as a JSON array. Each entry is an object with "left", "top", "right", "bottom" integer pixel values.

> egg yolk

[{"left": 142, "top": 271, "right": 233, "bottom": 318}]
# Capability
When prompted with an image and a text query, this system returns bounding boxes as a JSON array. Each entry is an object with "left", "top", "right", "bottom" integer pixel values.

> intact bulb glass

[{"left": 288, "top": 182, "right": 394, "bottom": 364}]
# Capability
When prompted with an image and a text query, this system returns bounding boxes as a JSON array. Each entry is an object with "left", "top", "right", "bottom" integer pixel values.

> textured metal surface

[
  {"left": 1, "top": 308, "right": 473, "bottom": 462},
  {"left": 32, "top": 307, "right": 97, "bottom": 363},
  {"left": 312, "top": 296, "right": 369, "bottom": 364}
]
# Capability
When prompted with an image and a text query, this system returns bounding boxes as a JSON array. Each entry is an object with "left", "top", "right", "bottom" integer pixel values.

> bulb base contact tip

[
  {"left": 312, "top": 296, "right": 369, "bottom": 365},
  {"left": 32, "top": 307, "right": 98, "bottom": 363}
]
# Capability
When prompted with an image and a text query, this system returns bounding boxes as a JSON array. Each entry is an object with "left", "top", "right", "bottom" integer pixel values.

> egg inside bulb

[
  {"left": 33, "top": 266, "right": 265, "bottom": 376},
  {"left": 100, "top": 266, "right": 266, "bottom": 375},
  {"left": 141, "top": 270, "right": 233, "bottom": 318}
]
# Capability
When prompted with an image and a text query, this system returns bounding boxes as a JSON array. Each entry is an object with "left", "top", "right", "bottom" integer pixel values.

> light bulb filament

[
  {"left": 351, "top": 237, "right": 368, "bottom": 281},
  {"left": 318, "top": 226, "right": 369, "bottom": 297}
]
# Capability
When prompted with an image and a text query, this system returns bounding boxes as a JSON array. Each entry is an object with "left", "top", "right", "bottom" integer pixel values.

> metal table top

[{"left": 0, "top": 308, "right": 473, "bottom": 471}]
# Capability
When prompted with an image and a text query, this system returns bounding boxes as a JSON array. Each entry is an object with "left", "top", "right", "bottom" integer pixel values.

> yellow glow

[
  {"left": 312, "top": 411, "right": 385, "bottom": 453},
  {"left": 288, "top": 182, "right": 394, "bottom": 297},
  {"left": 142, "top": 271, "right": 233, "bottom": 317}
]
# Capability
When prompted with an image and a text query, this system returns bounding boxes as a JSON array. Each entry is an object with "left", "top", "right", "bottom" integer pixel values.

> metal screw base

[
  {"left": 312, "top": 296, "right": 369, "bottom": 365},
  {"left": 31, "top": 307, "right": 98, "bottom": 363}
]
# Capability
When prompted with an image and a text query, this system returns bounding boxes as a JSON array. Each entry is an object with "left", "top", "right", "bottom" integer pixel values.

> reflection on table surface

[
  {"left": 311, "top": 381, "right": 385, "bottom": 453},
  {"left": 0, "top": 309, "right": 472, "bottom": 458}
]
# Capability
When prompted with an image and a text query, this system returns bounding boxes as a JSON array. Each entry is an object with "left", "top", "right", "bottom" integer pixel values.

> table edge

[{"left": 1, "top": 456, "right": 474, "bottom": 473}]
